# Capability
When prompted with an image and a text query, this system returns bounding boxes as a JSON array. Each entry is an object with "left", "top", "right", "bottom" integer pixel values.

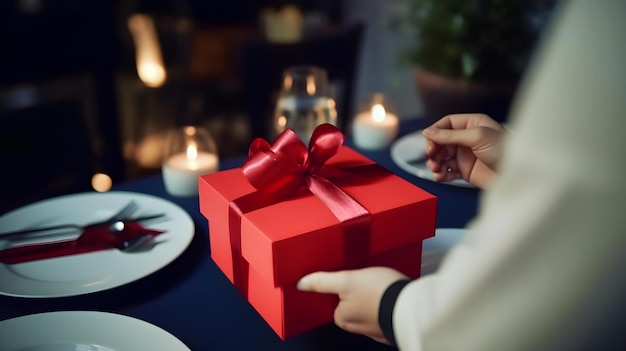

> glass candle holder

[
  {"left": 351, "top": 93, "right": 399, "bottom": 150},
  {"left": 273, "top": 65, "right": 338, "bottom": 143},
  {"left": 162, "top": 126, "right": 219, "bottom": 197}
]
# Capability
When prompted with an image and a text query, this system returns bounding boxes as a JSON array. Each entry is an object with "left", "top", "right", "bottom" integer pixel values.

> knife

[
  {"left": 0, "top": 222, "right": 165, "bottom": 264},
  {"left": 0, "top": 213, "right": 166, "bottom": 240}
]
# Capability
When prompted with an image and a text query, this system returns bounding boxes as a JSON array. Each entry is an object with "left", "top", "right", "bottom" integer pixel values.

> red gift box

[{"left": 198, "top": 124, "right": 437, "bottom": 339}]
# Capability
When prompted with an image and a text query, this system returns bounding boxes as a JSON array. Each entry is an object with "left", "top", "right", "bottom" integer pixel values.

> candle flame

[
  {"left": 186, "top": 143, "right": 198, "bottom": 170},
  {"left": 137, "top": 61, "right": 166, "bottom": 87},
  {"left": 284, "top": 75, "right": 293, "bottom": 90},
  {"left": 306, "top": 75, "right": 316, "bottom": 95},
  {"left": 277, "top": 115, "right": 287, "bottom": 128},
  {"left": 371, "top": 104, "right": 386, "bottom": 123},
  {"left": 186, "top": 143, "right": 198, "bottom": 160},
  {"left": 128, "top": 14, "right": 167, "bottom": 88}
]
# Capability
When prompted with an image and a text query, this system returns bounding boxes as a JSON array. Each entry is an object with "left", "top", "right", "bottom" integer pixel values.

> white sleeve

[{"left": 393, "top": 1, "right": 626, "bottom": 350}]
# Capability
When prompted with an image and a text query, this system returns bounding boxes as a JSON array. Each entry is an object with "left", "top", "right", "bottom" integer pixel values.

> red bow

[
  {"left": 241, "top": 123, "right": 368, "bottom": 222},
  {"left": 228, "top": 124, "right": 370, "bottom": 296},
  {"left": 242, "top": 123, "right": 343, "bottom": 193}
]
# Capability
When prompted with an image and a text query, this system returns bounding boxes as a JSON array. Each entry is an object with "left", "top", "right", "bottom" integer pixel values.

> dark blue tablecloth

[{"left": 0, "top": 118, "right": 480, "bottom": 350}]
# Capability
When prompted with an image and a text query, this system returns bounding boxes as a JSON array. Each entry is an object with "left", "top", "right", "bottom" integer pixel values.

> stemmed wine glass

[{"left": 273, "top": 66, "right": 338, "bottom": 143}]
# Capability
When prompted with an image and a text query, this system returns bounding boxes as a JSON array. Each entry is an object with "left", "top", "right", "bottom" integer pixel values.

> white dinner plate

[
  {"left": 0, "top": 311, "right": 191, "bottom": 350},
  {"left": 390, "top": 130, "right": 475, "bottom": 188},
  {"left": 421, "top": 228, "right": 465, "bottom": 275},
  {"left": 0, "top": 191, "right": 194, "bottom": 298}
]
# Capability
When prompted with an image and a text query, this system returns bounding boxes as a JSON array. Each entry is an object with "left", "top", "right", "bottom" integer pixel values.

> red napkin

[{"left": 0, "top": 222, "right": 164, "bottom": 264}]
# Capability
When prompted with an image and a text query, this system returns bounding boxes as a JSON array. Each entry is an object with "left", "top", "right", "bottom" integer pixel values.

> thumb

[
  {"left": 297, "top": 271, "right": 348, "bottom": 294},
  {"left": 423, "top": 126, "right": 496, "bottom": 150}
]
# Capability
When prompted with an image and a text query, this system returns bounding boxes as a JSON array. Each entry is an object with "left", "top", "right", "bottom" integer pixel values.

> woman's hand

[
  {"left": 297, "top": 267, "right": 408, "bottom": 344},
  {"left": 423, "top": 113, "right": 506, "bottom": 189}
]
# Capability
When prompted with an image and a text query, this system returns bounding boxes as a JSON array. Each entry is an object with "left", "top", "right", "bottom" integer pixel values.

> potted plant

[{"left": 391, "top": 0, "right": 556, "bottom": 122}]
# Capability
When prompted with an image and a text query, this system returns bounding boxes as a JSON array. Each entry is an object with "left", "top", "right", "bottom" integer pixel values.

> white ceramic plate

[
  {"left": 421, "top": 228, "right": 465, "bottom": 275},
  {"left": 0, "top": 311, "right": 191, "bottom": 350},
  {"left": 0, "top": 191, "right": 194, "bottom": 298},
  {"left": 390, "top": 130, "right": 474, "bottom": 188}
]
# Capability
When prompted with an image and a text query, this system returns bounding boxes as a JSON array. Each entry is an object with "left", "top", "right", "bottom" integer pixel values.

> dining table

[{"left": 0, "top": 117, "right": 480, "bottom": 350}]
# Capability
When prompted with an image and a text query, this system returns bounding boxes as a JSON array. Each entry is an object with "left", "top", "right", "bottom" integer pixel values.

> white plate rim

[
  {"left": 425, "top": 228, "right": 465, "bottom": 250},
  {"left": 0, "top": 191, "right": 194, "bottom": 298},
  {"left": 390, "top": 130, "right": 475, "bottom": 188},
  {"left": 421, "top": 227, "right": 465, "bottom": 275},
  {"left": 0, "top": 310, "right": 191, "bottom": 350}
]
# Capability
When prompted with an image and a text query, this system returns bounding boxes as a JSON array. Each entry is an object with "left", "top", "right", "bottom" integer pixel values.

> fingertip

[
  {"left": 432, "top": 172, "right": 444, "bottom": 182},
  {"left": 425, "top": 141, "right": 434, "bottom": 155},
  {"left": 297, "top": 271, "right": 348, "bottom": 294},
  {"left": 426, "top": 158, "right": 441, "bottom": 172},
  {"left": 297, "top": 274, "right": 313, "bottom": 291}
]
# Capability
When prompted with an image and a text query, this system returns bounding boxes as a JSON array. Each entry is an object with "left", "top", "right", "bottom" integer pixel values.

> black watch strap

[{"left": 378, "top": 279, "right": 411, "bottom": 347}]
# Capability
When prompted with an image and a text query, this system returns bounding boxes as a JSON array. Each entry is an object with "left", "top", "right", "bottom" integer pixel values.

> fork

[
  {"left": 108, "top": 200, "right": 139, "bottom": 223},
  {"left": 0, "top": 200, "right": 141, "bottom": 239},
  {"left": 0, "top": 220, "right": 166, "bottom": 264}
]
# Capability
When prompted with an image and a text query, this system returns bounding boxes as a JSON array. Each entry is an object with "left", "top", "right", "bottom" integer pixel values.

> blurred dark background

[
  {"left": 0, "top": 0, "right": 556, "bottom": 215},
  {"left": 0, "top": 0, "right": 355, "bottom": 214}
]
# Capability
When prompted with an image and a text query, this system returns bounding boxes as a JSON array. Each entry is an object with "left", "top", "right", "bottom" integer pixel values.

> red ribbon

[
  {"left": 0, "top": 222, "right": 164, "bottom": 264},
  {"left": 227, "top": 124, "right": 371, "bottom": 296}
]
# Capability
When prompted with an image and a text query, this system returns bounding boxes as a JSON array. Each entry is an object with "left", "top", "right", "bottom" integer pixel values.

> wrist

[{"left": 378, "top": 279, "right": 411, "bottom": 346}]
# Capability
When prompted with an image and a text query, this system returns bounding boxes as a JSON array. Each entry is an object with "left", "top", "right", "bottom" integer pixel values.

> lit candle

[
  {"left": 352, "top": 103, "right": 399, "bottom": 150},
  {"left": 128, "top": 14, "right": 167, "bottom": 87},
  {"left": 162, "top": 143, "right": 219, "bottom": 197}
]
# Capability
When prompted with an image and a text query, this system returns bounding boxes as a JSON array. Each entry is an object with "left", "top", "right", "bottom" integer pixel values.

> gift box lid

[{"left": 199, "top": 146, "right": 437, "bottom": 287}]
